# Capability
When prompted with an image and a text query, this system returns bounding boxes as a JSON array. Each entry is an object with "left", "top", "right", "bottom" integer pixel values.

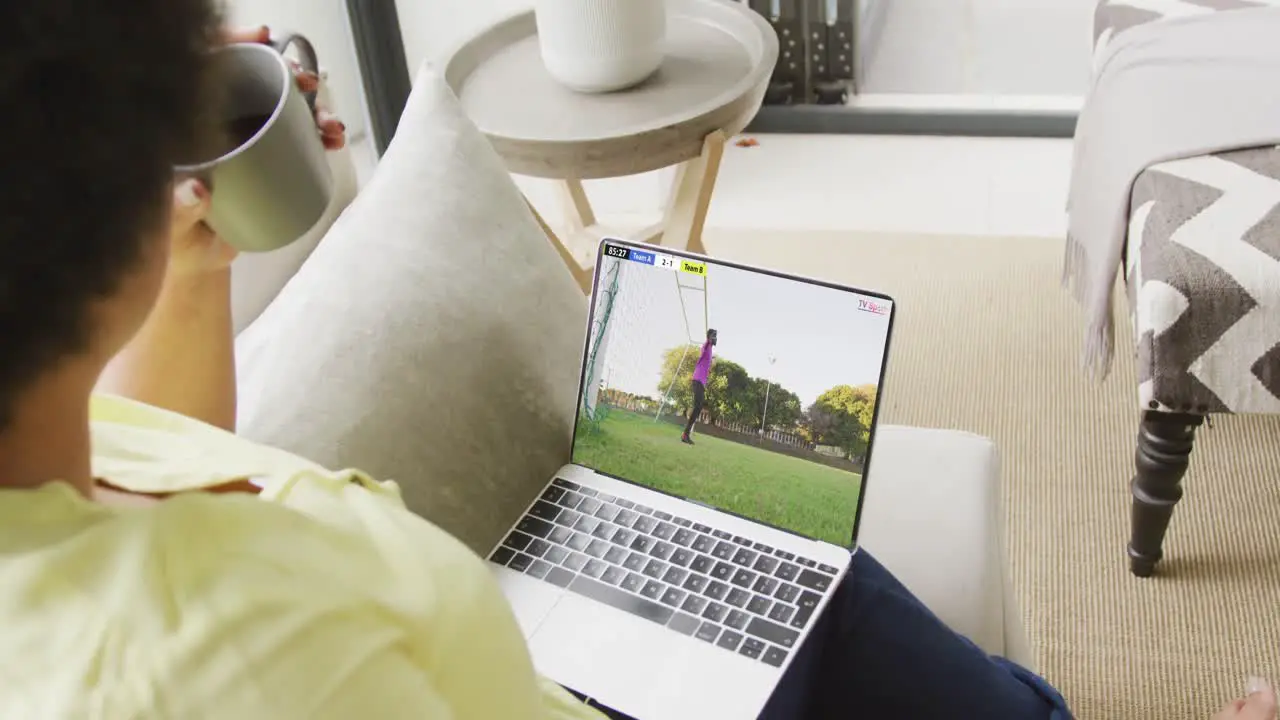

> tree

[
  {"left": 657, "top": 345, "right": 804, "bottom": 430},
  {"left": 752, "top": 379, "right": 802, "bottom": 431},
  {"left": 658, "top": 346, "right": 752, "bottom": 424},
  {"left": 805, "top": 384, "right": 877, "bottom": 458},
  {"left": 705, "top": 359, "right": 752, "bottom": 425}
]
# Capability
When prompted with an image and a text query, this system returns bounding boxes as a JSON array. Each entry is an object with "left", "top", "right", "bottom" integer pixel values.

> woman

[{"left": 0, "top": 3, "right": 1266, "bottom": 718}]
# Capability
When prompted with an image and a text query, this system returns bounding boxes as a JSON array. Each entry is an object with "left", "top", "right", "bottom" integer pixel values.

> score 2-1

[{"left": 656, "top": 255, "right": 676, "bottom": 270}]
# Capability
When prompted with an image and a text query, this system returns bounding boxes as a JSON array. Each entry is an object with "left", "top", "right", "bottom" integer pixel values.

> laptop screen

[{"left": 571, "top": 241, "right": 895, "bottom": 548}]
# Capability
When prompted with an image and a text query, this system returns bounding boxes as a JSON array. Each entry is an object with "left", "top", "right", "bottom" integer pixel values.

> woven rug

[{"left": 702, "top": 228, "right": 1280, "bottom": 720}]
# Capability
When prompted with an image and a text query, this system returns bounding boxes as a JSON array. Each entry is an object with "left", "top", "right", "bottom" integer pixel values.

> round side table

[{"left": 444, "top": 0, "right": 778, "bottom": 293}]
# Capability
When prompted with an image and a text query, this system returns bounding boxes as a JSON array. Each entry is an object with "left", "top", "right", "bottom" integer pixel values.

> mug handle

[{"left": 270, "top": 33, "right": 320, "bottom": 112}]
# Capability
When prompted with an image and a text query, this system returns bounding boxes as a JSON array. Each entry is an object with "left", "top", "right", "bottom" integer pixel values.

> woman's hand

[
  {"left": 1214, "top": 677, "right": 1277, "bottom": 720},
  {"left": 168, "top": 178, "right": 232, "bottom": 277},
  {"left": 169, "top": 26, "right": 348, "bottom": 277}
]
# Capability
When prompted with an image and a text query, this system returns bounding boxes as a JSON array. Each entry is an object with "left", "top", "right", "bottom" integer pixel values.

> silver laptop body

[{"left": 489, "top": 239, "right": 896, "bottom": 720}]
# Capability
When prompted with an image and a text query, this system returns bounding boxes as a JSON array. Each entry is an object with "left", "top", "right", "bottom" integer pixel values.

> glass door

[
  {"left": 746, "top": 0, "right": 1094, "bottom": 137},
  {"left": 853, "top": 0, "right": 1091, "bottom": 113}
]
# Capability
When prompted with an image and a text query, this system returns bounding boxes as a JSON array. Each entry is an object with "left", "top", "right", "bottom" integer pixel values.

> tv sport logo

[{"left": 857, "top": 298, "right": 890, "bottom": 316}]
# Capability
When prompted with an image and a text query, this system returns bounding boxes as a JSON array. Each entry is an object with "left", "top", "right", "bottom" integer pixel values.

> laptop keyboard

[{"left": 489, "top": 478, "right": 841, "bottom": 669}]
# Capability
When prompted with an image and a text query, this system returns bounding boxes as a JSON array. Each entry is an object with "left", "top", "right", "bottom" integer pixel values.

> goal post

[
  {"left": 654, "top": 270, "right": 709, "bottom": 422},
  {"left": 581, "top": 254, "right": 710, "bottom": 429}
]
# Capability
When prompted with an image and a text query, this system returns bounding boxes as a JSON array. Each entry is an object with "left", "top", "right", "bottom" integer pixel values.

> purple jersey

[{"left": 693, "top": 341, "right": 713, "bottom": 384}]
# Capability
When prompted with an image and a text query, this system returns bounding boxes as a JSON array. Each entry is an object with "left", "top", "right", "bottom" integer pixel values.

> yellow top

[{"left": 0, "top": 394, "right": 601, "bottom": 720}]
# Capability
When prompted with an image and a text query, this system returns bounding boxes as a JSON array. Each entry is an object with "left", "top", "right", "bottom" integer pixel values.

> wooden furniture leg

[
  {"left": 560, "top": 178, "right": 597, "bottom": 234},
  {"left": 1128, "top": 411, "right": 1203, "bottom": 577},
  {"left": 525, "top": 129, "right": 729, "bottom": 294},
  {"left": 660, "top": 130, "right": 727, "bottom": 255},
  {"left": 526, "top": 199, "right": 593, "bottom": 294}
]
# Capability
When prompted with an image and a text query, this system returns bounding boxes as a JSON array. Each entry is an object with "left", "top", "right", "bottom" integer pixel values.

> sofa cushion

[
  {"left": 234, "top": 63, "right": 587, "bottom": 553},
  {"left": 858, "top": 425, "right": 1032, "bottom": 667}
]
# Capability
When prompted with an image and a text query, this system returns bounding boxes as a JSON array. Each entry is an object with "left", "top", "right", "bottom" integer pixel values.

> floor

[{"left": 516, "top": 134, "right": 1073, "bottom": 240}]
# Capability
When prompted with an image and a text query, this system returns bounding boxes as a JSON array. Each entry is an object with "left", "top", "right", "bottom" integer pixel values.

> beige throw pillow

[{"left": 235, "top": 64, "right": 587, "bottom": 553}]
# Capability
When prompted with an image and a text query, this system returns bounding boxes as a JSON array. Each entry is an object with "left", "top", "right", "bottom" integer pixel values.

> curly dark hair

[{"left": 0, "top": 1, "right": 222, "bottom": 426}]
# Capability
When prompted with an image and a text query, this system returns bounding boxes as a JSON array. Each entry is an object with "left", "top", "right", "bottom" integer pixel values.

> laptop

[{"left": 488, "top": 238, "right": 896, "bottom": 719}]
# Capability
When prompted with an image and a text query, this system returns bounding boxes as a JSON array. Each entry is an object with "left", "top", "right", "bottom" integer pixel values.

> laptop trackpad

[
  {"left": 529, "top": 593, "right": 776, "bottom": 720},
  {"left": 492, "top": 566, "right": 563, "bottom": 639}
]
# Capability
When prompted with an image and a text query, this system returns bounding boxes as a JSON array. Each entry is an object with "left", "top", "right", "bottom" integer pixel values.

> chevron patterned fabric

[
  {"left": 1127, "top": 151, "right": 1280, "bottom": 414},
  {"left": 1094, "top": 0, "right": 1280, "bottom": 413}
]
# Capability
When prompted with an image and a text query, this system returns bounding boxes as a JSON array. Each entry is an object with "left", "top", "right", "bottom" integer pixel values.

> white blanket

[{"left": 1065, "top": 7, "right": 1280, "bottom": 378}]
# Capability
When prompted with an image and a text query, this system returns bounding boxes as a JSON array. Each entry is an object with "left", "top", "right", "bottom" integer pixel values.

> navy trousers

[
  {"left": 588, "top": 551, "right": 1071, "bottom": 719},
  {"left": 758, "top": 551, "right": 1070, "bottom": 719}
]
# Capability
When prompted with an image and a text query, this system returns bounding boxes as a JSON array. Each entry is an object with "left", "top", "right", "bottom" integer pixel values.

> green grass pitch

[{"left": 574, "top": 409, "right": 862, "bottom": 546}]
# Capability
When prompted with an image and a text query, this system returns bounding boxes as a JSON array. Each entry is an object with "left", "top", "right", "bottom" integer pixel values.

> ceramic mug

[{"left": 176, "top": 35, "right": 333, "bottom": 253}]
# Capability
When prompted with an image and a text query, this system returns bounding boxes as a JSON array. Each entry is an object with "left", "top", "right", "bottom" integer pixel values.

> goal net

[{"left": 580, "top": 255, "right": 708, "bottom": 428}]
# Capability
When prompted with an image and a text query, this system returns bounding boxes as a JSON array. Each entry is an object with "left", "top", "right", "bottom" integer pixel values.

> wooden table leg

[
  {"left": 523, "top": 129, "right": 728, "bottom": 295},
  {"left": 525, "top": 198, "right": 593, "bottom": 294},
  {"left": 1128, "top": 410, "right": 1203, "bottom": 577},
  {"left": 560, "top": 178, "right": 598, "bottom": 234},
  {"left": 556, "top": 178, "right": 613, "bottom": 267},
  {"left": 660, "top": 130, "right": 727, "bottom": 255}
]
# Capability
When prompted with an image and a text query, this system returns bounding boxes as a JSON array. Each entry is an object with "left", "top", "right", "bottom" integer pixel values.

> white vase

[{"left": 535, "top": 0, "right": 667, "bottom": 93}]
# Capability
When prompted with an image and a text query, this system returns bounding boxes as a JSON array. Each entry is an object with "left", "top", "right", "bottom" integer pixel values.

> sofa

[{"left": 225, "top": 64, "right": 1034, "bottom": 669}]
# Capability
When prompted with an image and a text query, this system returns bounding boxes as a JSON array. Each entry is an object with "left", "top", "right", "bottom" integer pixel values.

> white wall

[
  {"left": 227, "top": 0, "right": 542, "bottom": 189},
  {"left": 228, "top": 0, "right": 524, "bottom": 159},
  {"left": 396, "top": 0, "right": 531, "bottom": 69}
]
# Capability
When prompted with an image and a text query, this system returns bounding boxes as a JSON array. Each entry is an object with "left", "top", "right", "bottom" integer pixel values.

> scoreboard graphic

[{"left": 603, "top": 243, "right": 701, "bottom": 276}]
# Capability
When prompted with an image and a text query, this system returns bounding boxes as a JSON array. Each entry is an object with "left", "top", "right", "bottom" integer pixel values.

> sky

[{"left": 590, "top": 253, "right": 893, "bottom": 408}]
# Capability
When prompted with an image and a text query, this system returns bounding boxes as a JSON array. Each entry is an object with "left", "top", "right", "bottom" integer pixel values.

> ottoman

[
  {"left": 1092, "top": 1, "right": 1280, "bottom": 577},
  {"left": 861, "top": 426, "right": 1034, "bottom": 668}
]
